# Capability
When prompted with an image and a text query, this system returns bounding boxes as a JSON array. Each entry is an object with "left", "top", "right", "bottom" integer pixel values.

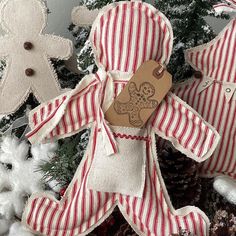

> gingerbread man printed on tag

[
  {"left": 0, "top": 0, "right": 73, "bottom": 115},
  {"left": 114, "top": 82, "right": 158, "bottom": 127}
]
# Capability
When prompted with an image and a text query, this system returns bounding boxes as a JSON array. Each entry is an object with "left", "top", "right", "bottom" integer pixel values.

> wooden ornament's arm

[{"left": 151, "top": 92, "right": 220, "bottom": 162}]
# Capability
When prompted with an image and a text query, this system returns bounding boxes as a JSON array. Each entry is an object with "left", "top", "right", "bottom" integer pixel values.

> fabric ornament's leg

[
  {"left": 23, "top": 154, "right": 117, "bottom": 236},
  {"left": 0, "top": 69, "right": 30, "bottom": 114},
  {"left": 118, "top": 139, "right": 209, "bottom": 236}
]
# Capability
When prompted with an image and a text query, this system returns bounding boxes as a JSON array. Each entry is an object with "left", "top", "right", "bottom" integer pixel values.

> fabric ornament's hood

[{"left": 89, "top": 1, "right": 173, "bottom": 74}]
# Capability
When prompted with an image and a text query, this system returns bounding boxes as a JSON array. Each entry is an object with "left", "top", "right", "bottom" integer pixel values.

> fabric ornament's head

[
  {"left": 0, "top": 0, "right": 46, "bottom": 35},
  {"left": 90, "top": 1, "right": 173, "bottom": 73}
]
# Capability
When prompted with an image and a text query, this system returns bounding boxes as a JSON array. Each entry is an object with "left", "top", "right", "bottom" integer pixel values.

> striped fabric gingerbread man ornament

[
  {"left": 173, "top": 2, "right": 236, "bottom": 181},
  {"left": 22, "top": 2, "right": 220, "bottom": 235}
]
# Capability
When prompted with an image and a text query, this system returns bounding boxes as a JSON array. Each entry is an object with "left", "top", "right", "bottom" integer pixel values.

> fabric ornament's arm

[
  {"left": 0, "top": 36, "right": 12, "bottom": 57},
  {"left": 40, "top": 35, "right": 73, "bottom": 60},
  {"left": 151, "top": 92, "right": 220, "bottom": 162},
  {"left": 26, "top": 74, "right": 100, "bottom": 144}
]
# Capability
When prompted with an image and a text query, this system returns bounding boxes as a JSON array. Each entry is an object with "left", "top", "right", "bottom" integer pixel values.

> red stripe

[
  {"left": 156, "top": 16, "right": 163, "bottom": 62},
  {"left": 47, "top": 103, "right": 52, "bottom": 116},
  {"left": 150, "top": 12, "right": 156, "bottom": 59},
  {"left": 178, "top": 109, "right": 190, "bottom": 147},
  {"left": 33, "top": 198, "right": 46, "bottom": 230},
  {"left": 227, "top": 21, "right": 236, "bottom": 82},
  {"left": 87, "top": 189, "right": 94, "bottom": 229},
  {"left": 91, "top": 85, "right": 98, "bottom": 120},
  {"left": 198, "top": 214, "right": 204, "bottom": 236},
  {"left": 62, "top": 182, "right": 78, "bottom": 236},
  {"left": 157, "top": 100, "right": 169, "bottom": 131},
  {"left": 117, "top": 4, "right": 127, "bottom": 70},
  {"left": 104, "top": 9, "right": 112, "bottom": 71},
  {"left": 183, "top": 215, "right": 190, "bottom": 233},
  {"left": 172, "top": 103, "right": 182, "bottom": 139},
  {"left": 190, "top": 212, "right": 197, "bottom": 235},
  {"left": 40, "top": 200, "right": 53, "bottom": 233},
  {"left": 68, "top": 100, "right": 75, "bottom": 132},
  {"left": 206, "top": 44, "right": 214, "bottom": 76},
  {"left": 62, "top": 115, "right": 68, "bottom": 135},
  {"left": 55, "top": 99, "right": 61, "bottom": 136},
  {"left": 141, "top": 7, "right": 149, "bottom": 64},
  {"left": 132, "top": 2, "right": 142, "bottom": 71},
  {"left": 192, "top": 120, "right": 202, "bottom": 151},
  {"left": 95, "top": 191, "right": 101, "bottom": 223},
  {"left": 33, "top": 113, "right": 38, "bottom": 126},
  {"left": 152, "top": 156, "right": 159, "bottom": 234},
  {"left": 103, "top": 192, "right": 109, "bottom": 215},
  {"left": 195, "top": 51, "right": 199, "bottom": 69},
  {"left": 78, "top": 177, "right": 87, "bottom": 234},
  {"left": 70, "top": 164, "right": 88, "bottom": 236},
  {"left": 76, "top": 96, "right": 82, "bottom": 128},
  {"left": 138, "top": 183, "right": 146, "bottom": 232},
  {"left": 124, "top": 2, "right": 135, "bottom": 71},
  {"left": 46, "top": 203, "right": 59, "bottom": 235},
  {"left": 99, "top": 16, "right": 105, "bottom": 64},
  {"left": 54, "top": 200, "right": 68, "bottom": 236},
  {"left": 132, "top": 197, "right": 138, "bottom": 224},
  {"left": 166, "top": 36, "right": 171, "bottom": 64},
  {"left": 111, "top": 5, "right": 119, "bottom": 70},
  {"left": 40, "top": 107, "right": 45, "bottom": 122},
  {"left": 184, "top": 114, "right": 196, "bottom": 149},
  {"left": 125, "top": 195, "right": 130, "bottom": 216},
  {"left": 83, "top": 92, "right": 89, "bottom": 125},
  {"left": 164, "top": 99, "right": 175, "bottom": 137},
  {"left": 201, "top": 49, "right": 206, "bottom": 72},
  {"left": 27, "top": 198, "right": 37, "bottom": 225},
  {"left": 160, "top": 192, "right": 165, "bottom": 235}
]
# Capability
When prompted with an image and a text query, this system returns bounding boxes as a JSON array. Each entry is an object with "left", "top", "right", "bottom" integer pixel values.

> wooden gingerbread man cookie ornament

[
  {"left": 0, "top": 0, "right": 73, "bottom": 115},
  {"left": 114, "top": 82, "right": 158, "bottom": 127}
]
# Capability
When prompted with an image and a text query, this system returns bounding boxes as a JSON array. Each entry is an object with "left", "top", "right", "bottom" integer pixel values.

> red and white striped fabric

[
  {"left": 174, "top": 19, "right": 236, "bottom": 179},
  {"left": 214, "top": 0, "right": 236, "bottom": 13},
  {"left": 22, "top": 2, "right": 220, "bottom": 235}
]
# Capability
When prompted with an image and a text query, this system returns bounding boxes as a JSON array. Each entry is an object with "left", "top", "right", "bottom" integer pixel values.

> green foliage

[
  {"left": 80, "top": 0, "right": 113, "bottom": 10},
  {"left": 0, "top": 94, "right": 39, "bottom": 138},
  {"left": 155, "top": 0, "right": 230, "bottom": 81},
  {"left": 39, "top": 129, "right": 90, "bottom": 187}
]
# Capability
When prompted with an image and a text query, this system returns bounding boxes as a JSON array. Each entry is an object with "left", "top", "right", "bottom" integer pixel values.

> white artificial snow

[
  {"left": 77, "top": 40, "right": 95, "bottom": 73},
  {"left": 213, "top": 175, "right": 236, "bottom": 205},
  {"left": 0, "top": 136, "right": 57, "bottom": 220},
  {"left": 47, "top": 179, "right": 61, "bottom": 193},
  {"left": 0, "top": 217, "right": 11, "bottom": 235},
  {"left": 8, "top": 222, "right": 34, "bottom": 236}
]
